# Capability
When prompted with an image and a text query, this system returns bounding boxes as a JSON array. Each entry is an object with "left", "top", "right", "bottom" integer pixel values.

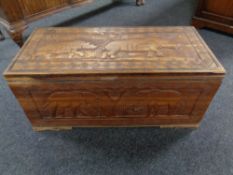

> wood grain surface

[
  {"left": 4, "top": 27, "right": 225, "bottom": 130},
  {"left": 5, "top": 27, "right": 225, "bottom": 76}
]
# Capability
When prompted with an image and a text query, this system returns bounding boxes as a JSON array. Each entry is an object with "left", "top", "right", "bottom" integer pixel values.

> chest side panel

[{"left": 7, "top": 76, "right": 222, "bottom": 126}]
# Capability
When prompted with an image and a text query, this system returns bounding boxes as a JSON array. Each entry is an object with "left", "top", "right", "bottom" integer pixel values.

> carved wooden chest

[{"left": 4, "top": 27, "right": 225, "bottom": 131}]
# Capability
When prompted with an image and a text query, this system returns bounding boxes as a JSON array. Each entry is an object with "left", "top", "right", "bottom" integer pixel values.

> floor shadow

[
  {"left": 43, "top": 127, "right": 194, "bottom": 162},
  {"left": 138, "top": 0, "right": 197, "bottom": 26},
  {"left": 198, "top": 28, "right": 233, "bottom": 39}
]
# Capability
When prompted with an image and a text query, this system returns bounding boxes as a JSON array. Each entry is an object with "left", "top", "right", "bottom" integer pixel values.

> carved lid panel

[{"left": 5, "top": 27, "right": 225, "bottom": 76}]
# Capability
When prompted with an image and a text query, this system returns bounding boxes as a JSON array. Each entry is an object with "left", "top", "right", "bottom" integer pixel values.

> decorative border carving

[{"left": 7, "top": 27, "right": 223, "bottom": 74}]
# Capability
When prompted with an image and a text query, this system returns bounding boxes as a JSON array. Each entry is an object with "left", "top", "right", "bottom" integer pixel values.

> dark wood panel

[
  {"left": 204, "top": 0, "right": 233, "bottom": 17},
  {"left": 0, "top": 0, "right": 24, "bottom": 22},
  {"left": 20, "top": 0, "right": 68, "bottom": 17},
  {"left": 192, "top": 0, "right": 233, "bottom": 34}
]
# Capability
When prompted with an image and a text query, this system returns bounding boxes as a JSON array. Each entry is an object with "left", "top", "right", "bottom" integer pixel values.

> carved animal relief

[
  {"left": 30, "top": 88, "right": 201, "bottom": 119},
  {"left": 8, "top": 27, "right": 222, "bottom": 74},
  {"left": 4, "top": 27, "right": 225, "bottom": 128}
]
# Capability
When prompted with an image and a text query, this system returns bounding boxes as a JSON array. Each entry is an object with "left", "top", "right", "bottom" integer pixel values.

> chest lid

[{"left": 4, "top": 27, "right": 225, "bottom": 77}]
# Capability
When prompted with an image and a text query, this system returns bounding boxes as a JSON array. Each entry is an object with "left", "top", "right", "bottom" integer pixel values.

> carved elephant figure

[
  {"left": 38, "top": 91, "right": 102, "bottom": 118},
  {"left": 104, "top": 38, "right": 179, "bottom": 58},
  {"left": 33, "top": 88, "right": 182, "bottom": 119},
  {"left": 115, "top": 89, "right": 182, "bottom": 117}
]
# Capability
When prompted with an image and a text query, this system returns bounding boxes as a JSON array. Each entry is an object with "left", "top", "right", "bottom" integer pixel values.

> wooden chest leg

[
  {"left": 136, "top": 0, "right": 145, "bottom": 6},
  {"left": 192, "top": 17, "right": 206, "bottom": 29},
  {"left": 9, "top": 30, "right": 24, "bottom": 47},
  {"left": 32, "top": 126, "right": 73, "bottom": 132},
  {"left": 0, "top": 30, "right": 5, "bottom": 41},
  {"left": 0, "top": 21, "right": 27, "bottom": 47},
  {"left": 160, "top": 124, "right": 200, "bottom": 128}
]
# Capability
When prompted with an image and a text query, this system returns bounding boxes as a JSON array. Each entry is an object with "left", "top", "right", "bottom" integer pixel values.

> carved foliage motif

[{"left": 30, "top": 88, "right": 201, "bottom": 119}]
